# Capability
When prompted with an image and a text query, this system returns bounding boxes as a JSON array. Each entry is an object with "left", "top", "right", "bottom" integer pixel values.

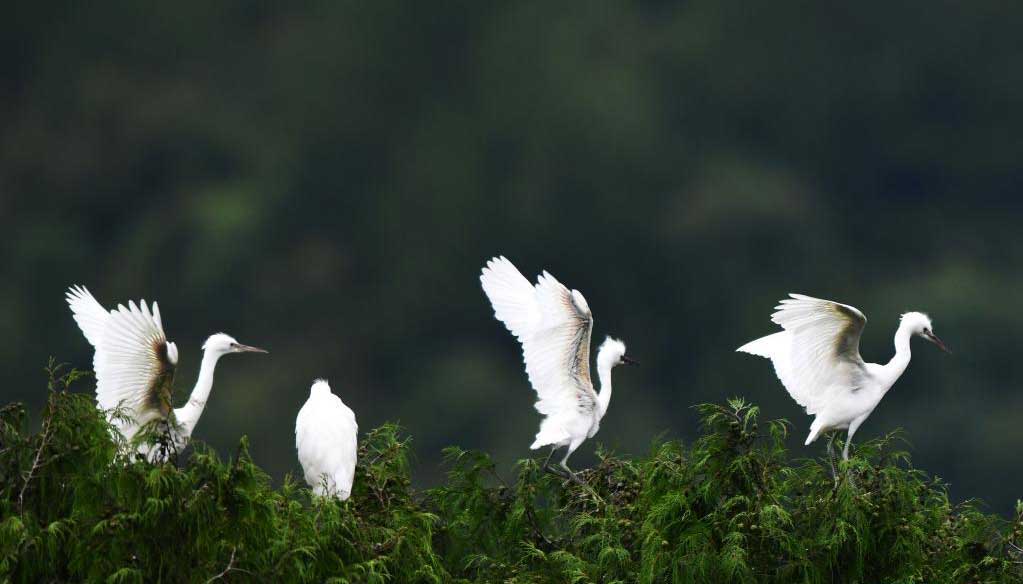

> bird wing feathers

[
  {"left": 738, "top": 293, "right": 868, "bottom": 415},
  {"left": 480, "top": 256, "right": 595, "bottom": 418},
  {"left": 295, "top": 389, "right": 358, "bottom": 500},
  {"left": 67, "top": 287, "right": 177, "bottom": 434},
  {"left": 66, "top": 286, "right": 110, "bottom": 348}
]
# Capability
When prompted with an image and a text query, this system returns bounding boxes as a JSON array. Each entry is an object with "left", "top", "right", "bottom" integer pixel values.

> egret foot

[
  {"left": 560, "top": 462, "right": 586, "bottom": 486},
  {"left": 544, "top": 465, "right": 570, "bottom": 479}
]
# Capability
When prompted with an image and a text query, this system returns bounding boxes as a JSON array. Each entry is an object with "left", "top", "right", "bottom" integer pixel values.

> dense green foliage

[{"left": 2, "top": 365, "right": 1022, "bottom": 582}]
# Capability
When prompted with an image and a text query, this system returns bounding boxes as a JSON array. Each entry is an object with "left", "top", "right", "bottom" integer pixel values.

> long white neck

[
  {"left": 596, "top": 358, "right": 615, "bottom": 419},
  {"left": 173, "top": 349, "right": 222, "bottom": 439},
  {"left": 880, "top": 321, "right": 914, "bottom": 391}
]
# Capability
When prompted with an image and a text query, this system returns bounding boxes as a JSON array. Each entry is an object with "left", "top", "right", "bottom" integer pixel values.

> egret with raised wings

[
  {"left": 480, "top": 256, "right": 637, "bottom": 484},
  {"left": 66, "top": 285, "right": 266, "bottom": 460},
  {"left": 295, "top": 379, "right": 358, "bottom": 500},
  {"left": 737, "top": 294, "right": 950, "bottom": 478}
]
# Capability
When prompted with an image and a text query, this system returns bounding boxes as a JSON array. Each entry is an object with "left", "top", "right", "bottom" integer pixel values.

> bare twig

[
  {"left": 19, "top": 393, "right": 56, "bottom": 513},
  {"left": 206, "top": 546, "right": 254, "bottom": 583}
]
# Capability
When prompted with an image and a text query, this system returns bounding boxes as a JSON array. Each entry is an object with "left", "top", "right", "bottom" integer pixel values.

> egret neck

[
  {"left": 879, "top": 318, "right": 915, "bottom": 390},
  {"left": 174, "top": 348, "right": 223, "bottom": 438},
  {"left": 596, "top": 349, "right": 615, "bottom": 419}
]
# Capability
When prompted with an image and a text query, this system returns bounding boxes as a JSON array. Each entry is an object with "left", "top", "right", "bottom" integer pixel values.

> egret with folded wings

[
  {"left": 296, "top": 379, "right": 358, "bottom": 500},
  {"left": 480, "top": 256, "right": 638, "bottom": 484},
  {"left": 66, "top": 286, "right": 267, "bottom": 460},
  {"left": 738, "top": 294, "right": 950, "bottom": 479}
]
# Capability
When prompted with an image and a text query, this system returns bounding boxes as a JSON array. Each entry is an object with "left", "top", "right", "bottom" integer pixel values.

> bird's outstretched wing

[
  {"left": 480, "top": 256, "right": 595, "bottom": 417},
  {"left": 68, "top": 287, "right": 178, "bottom": 437},
  {"left": 96, "top": 300, "right": 177, "bottom": 426},
  {"left": 295, "top": 381, "right": 358, "bottom": 500},
  {"left": 66, "top": 285, "right": 110, "bottom": 348},
  {"left": 738, "top": 293, "right": 867, "bottom": 415}
]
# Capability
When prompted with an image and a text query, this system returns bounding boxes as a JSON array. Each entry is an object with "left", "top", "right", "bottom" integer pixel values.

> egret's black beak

[
  {"left": 622, "top": 355, "right": 640, "bottom": 366},
  {"left": 924, "top": 332, "right": 951, "bottom": 354},
  {"left": 236, "top": 343, "right": 268, "bottom": 354}
]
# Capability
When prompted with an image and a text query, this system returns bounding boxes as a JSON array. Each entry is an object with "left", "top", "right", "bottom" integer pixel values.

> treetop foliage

[{"left": 2, "top": 363, "right": 1021, "bottom": 582}]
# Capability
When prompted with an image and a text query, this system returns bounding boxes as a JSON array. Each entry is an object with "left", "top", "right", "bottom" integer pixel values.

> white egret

[
  {"left": 737, "top": 293, "right": 950, "bottom": 477},
  {"left": 295, "top": 379, "right": 358, "bottom": 500},
  {"left": 66, "top": 285, "right": 266, "bottom": 459},
  {"left": 480, "top": 256, "right": 637, "bottom": 484}
]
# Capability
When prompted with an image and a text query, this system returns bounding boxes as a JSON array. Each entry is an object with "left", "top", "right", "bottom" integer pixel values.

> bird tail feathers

[
  {"left": 530, "top": 424, "right": 569, "bottom": 450},
  {"left": 805, "top": 418, "right": 825, "bottom": 445}
]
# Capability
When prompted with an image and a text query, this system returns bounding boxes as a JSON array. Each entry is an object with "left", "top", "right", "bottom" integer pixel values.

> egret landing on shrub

[
  {"left": 66, "top": 286, "right": 267, "bottom": 460},
  {"left": 738, "top": 293, "right": 950, "bottom": 481},
  {"left": 480, "top": 256, "right": 638, "bottom": 485}
]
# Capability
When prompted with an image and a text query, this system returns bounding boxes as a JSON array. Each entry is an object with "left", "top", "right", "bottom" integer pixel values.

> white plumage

[
  {"left": 738, "top": 293, "right": 950, "bottom": 475},
  {"left": 66, "top": 285, "right": 266, "bottom": 460},
  {"left": 296, "top": 379, "right": 358, "bottom": 500},
  {"left": 480, "top": 256, "right": 637, "bottom": 483}
]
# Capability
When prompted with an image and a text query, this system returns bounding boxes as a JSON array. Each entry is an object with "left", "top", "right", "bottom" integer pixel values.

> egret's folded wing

[
  {"left": 480, "top": 256, "right": 594, "bottom": 415},
  {"left": 66, "top": 285, "right": 111, "bottom": 348},
  {"left": 95, "top": 300, "right": 176, "bottom": 429},
  {"left": 769, "top": 293, "right": 868, "bottom": 414}
]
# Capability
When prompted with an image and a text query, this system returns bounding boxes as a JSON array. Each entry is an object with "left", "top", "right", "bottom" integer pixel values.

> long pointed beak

[
  {"left": 925, "top": 332, "right": 951, "bottom": 354},
  {"left": 622, "top": 355, "right": 640, "bottom": 366},
  {"left": 236, "top": 343, "right": 268, "bottom": 354}
]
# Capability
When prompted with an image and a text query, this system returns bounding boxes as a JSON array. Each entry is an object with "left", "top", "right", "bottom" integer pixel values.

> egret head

[
  {"left": 901, "top": 312, "right": 951, "bottom": 354},
  {"left": 597, "top": 337, "right": 639, "bottom": 369},
  {"left": 165, "top": 341, "right": 179, "bottom": 366},
  {"left": 202, "top": 333, "right": 268, "bottom": 357},
  {"left": 310, "top": 378, "right": 332, "bottom": 395}
]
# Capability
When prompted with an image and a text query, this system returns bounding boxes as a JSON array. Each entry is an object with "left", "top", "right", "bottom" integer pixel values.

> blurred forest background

[{"left": 3, "top": 2, "right": 1022, "bottom": 513}]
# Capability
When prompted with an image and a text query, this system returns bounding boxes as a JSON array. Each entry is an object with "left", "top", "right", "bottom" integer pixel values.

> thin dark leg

[
  {"left": 826, "top": 432, "right": 838, "bottom": 484},
  {"left": 543, "top": 446, "right": 568, "bottom": 478}
]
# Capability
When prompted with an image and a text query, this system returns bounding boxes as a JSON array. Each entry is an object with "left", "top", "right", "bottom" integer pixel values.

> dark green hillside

[{"left": 2, "top": 364, "right": 1020, "bottom": 583}]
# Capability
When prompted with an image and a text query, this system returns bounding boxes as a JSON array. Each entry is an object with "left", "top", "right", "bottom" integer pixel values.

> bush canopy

[{"left": 1, "top": 362, "right": 1021, "bottom": 583}]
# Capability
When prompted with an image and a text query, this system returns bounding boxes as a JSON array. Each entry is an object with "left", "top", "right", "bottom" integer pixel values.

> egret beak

[
  {"left": 622, "top": 355, "right": 640, "bottom": 366},
  {"left": 235, "top": 343, "right": 268, "bottom": 354},
  {"left": 924, "top": 332, "right": 951, "bottom": 354}
]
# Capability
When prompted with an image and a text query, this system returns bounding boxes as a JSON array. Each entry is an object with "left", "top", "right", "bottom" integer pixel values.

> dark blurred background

[{"left": 3, "top": 2, "right": 1022, "bottom": 513}]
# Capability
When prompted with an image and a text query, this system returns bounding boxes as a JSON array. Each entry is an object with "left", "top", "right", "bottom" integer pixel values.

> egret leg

[
  {"left": 843, "top": 417, "right": 867, "bottom": 489},
  {"left": 559, "top": 441, "right": 586, "bottom": 486},
  {"left": 826, "top": 432, "right": 838, "bottom": 484},
  {"left": 843, "top": 417, "right": 866, "bottom": 462},
  {"left": 543, "top": 445, "right": 558, "bottom": 468},
  {"left": 542, "top": 446, "right": 568, "bottom": 478}
]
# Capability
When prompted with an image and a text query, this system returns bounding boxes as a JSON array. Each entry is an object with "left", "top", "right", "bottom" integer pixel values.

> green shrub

[{"left": 1, "top": 363, "right": 1020, "bottom": 582}]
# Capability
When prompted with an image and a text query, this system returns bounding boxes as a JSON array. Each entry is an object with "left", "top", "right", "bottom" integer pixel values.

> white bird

[
  {"left": 480, "top": 256, "right": 637, "bottom": 484},
  {"left": 295, "top": 379, "right": 358, "bottom": 500},
  {"left": 737, "top": 293, "right": 950, "bottom": 477},
  {"left": 66, "top": 285, "right": 267, "bottom": 460}
]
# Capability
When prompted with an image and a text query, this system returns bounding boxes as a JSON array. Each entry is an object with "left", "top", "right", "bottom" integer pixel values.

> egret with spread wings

[
  {"left": 66, "top": 285, "right": 267, "bottom": 460},
  {"left": 738, "top": 294, "right": 950, "bottom": 478},
  {"left": 480, "top": 256, "right": 637, "bottom": 484},
  {"left": 296, "top": 379, "right": 358, "bottom": 500}
]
